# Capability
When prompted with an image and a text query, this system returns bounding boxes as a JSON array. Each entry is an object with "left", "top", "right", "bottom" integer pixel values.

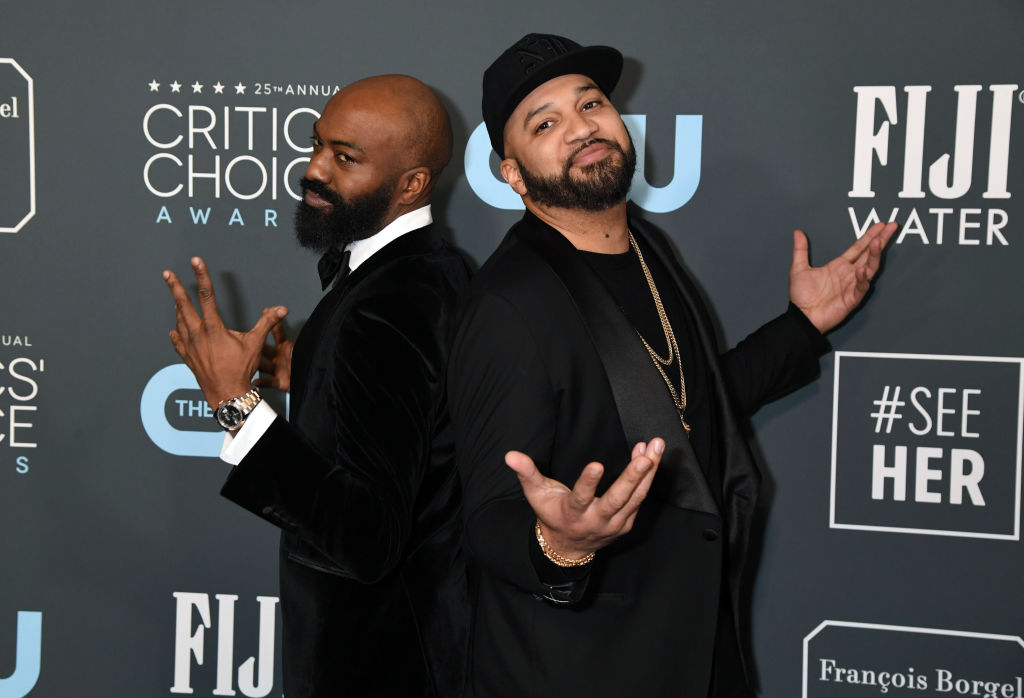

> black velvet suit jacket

[
  {"left": 221, "top": 225, "right": 471, "bottom": 698},
  {"left": 448, "top": 212, "right": 827, "bottom": 698}
]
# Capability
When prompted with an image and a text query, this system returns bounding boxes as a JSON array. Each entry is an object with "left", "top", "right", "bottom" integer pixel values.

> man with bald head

[{"left": 163, "top": 75, "right": 469, "bottom": 697}]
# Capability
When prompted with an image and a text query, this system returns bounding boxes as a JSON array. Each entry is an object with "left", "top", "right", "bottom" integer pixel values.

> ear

[
  {"left": 396, "top": 167, "right": 431, "bottom": 205},
  {"left": 499, "top": 158, "right": 528, "bottom": 197}
]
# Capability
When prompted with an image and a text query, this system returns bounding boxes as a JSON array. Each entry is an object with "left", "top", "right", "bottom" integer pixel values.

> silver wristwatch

[{"left": 214, "top": 388, "right": 262, "bottom": 431}]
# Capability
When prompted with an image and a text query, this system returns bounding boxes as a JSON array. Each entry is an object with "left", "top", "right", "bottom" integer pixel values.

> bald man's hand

[
  {"left": 163, "top": 257, "right": 287, "bottom": 408},
  {"left": 505, "top": 439, "right": 664, "bottom": 560},
  {"left": 254, "top": 323, "right": 294, "bottom": 393}
]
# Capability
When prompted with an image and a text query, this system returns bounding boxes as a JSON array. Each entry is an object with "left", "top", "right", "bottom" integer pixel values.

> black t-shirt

[
  {"left": 579, "top": 235, "right": 718, "bottom": 498},
  {"left": 581, "top": 240, "right": 748, "bottom": 697}
]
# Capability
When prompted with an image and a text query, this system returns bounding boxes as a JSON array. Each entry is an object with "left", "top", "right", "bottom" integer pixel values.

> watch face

[{"left": 216, "top": 404, "right": 243, "bottom": 429}]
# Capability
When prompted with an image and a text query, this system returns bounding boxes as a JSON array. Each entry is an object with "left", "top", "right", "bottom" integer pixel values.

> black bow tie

[{"left": 318, "top": 248, "right": 351, "bottom": 290}]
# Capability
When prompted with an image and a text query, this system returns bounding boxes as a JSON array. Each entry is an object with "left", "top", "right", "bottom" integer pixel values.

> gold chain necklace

[{"left": 628, "top": 231, "right": 691, "bottom": 436}]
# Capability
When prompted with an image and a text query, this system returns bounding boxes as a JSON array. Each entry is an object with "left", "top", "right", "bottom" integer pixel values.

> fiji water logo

[
  {"left": 464, "top": 114, "right": 703, "bottom": 213},
  {"left": 171, "top": 592, "right": 278, "bottom": 696},
  {"left": 847, "top": 84, "right": 1020, "bottom": 245},
  {"left": 849, "top": 84, "right": 1017, "bottom": 201}
]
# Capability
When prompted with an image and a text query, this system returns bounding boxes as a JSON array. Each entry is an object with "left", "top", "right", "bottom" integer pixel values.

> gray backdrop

[{"left": 1, "top": 1, "right": 1022, "bottom": 695}]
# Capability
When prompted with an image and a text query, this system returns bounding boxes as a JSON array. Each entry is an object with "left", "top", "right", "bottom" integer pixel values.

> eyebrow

[
  {"left": 312, "top": 123, "right": 364, "bottom": 153},
  {"left": 521, "top": 83, "right": 600, "bottom": 130}
]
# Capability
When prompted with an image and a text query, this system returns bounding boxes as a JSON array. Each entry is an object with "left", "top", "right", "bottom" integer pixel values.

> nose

[
  {"left": 563, "top": 109, "right": 598, "bottom": 145},
  {"left": 304, "top": 149, "right": 330, "bottom": 184}
]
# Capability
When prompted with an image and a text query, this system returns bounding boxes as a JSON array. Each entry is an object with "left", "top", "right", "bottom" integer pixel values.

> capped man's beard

[
  {"left": 294, "top": 177, "right": 395, "bottom": 253},
  {"left": 516, "top": 134, "right": 637, "bottom": 212}
]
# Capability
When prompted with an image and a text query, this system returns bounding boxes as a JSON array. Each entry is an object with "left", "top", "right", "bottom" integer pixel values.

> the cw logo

[
  {"left": 464, "top": 115, "right": 703, "bottom": 213},
  {"left": 141, "top": 364, "right": 289, "bottom": 458},
  {"left": 140, "top": 364, "right": 222, "bottom": 457},
  {"left": 0, "top": 612, "right": 41, "bottom": 698}
]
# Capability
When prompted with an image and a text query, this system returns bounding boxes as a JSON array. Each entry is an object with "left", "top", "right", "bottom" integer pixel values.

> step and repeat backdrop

[{"left": 1, "top": 0, "right": 1022, "bottom": 695}]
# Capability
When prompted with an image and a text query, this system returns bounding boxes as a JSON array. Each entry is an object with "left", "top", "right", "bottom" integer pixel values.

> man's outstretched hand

[
  {"left": 790, "top": 221, "right": 898, "bottom": 333},
  {"left": 163, "top": 256, "right": 287, "bottom": 408},
  {"left": 505, "top": 439, "right": 665, "bottom": 560}
]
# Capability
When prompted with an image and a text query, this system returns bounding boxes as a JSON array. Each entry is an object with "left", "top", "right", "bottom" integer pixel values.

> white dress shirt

[{"left": 220, "top": 204, "right": 433, "bottom": 464}]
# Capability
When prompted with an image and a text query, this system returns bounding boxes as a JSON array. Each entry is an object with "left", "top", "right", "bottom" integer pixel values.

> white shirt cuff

[{"left": 219, "top": 400, "right": 278, "bottom": 465}]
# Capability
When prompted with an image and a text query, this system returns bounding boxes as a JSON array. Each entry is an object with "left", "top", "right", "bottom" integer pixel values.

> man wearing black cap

[{"left": 448, "top": 34, "right": 896, "bottom": 697}]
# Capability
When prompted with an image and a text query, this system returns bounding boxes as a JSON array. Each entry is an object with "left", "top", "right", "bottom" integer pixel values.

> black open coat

[
  {"left": 448, "top": 212, "right": 826, "bottom": 697},
  {"left": 222, "top": 225, "right": 471, "bottom": 698}
]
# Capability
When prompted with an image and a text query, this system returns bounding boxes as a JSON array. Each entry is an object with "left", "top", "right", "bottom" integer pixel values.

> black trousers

[{"left": 708, "top": 591, "right": 753, "bottom": 698}]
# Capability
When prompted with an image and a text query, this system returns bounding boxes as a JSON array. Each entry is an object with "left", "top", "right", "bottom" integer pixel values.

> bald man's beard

[
  {"left": 294, "top": 177, "right": 395, "bottom": 253},
  {"left": 517, "top": 135, "right": 636, "bottom": 212}
]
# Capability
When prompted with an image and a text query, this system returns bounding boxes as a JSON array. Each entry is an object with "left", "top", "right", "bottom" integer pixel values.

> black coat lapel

[
  {"left": 513, "top": 213, "right": 718, "bottom": 516},
  {"left": 338, "top": 224, "right": 441, "bottom": 292},
  {"left": 291, "top": 225, "right": 441, "bottom": 424}
]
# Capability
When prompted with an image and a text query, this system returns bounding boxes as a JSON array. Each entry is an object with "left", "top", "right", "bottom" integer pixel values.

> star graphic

[
  {"left": 191, "top": 81, "right": 203, "bottom": 94},
  {"left": 235, "top": 82, "right": 246, "bottom": 94},
  {"left": 213, "top": 81, "right": 225, "bottom": 94},
  {"left": 170, "top": 81, "right": 182, "bottom": 93},
  {"left": 148, "top": 80, "right": 160, "bottom": 92}
]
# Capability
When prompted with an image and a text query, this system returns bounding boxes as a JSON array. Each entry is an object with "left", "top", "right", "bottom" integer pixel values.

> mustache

[
  {"left": 299, "top": 177, "right": 343, "bottom": 206},
  {"left": 569, "top": 138, "right": 622, "bottom": 162}
]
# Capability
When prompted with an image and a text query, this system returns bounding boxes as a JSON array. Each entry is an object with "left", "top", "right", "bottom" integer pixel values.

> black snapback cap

[{"left": 482, "top": 33, "right": 623, "bottom": 158}]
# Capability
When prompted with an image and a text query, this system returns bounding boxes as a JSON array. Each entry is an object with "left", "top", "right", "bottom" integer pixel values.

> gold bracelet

[{"left": 534, "top": 519, "right": 595, "bottom": 567}]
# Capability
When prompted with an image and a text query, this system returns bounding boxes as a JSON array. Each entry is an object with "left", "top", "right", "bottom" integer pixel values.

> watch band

[{"left": 214, "top": 388, "right": 262, "bottom": 431}]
